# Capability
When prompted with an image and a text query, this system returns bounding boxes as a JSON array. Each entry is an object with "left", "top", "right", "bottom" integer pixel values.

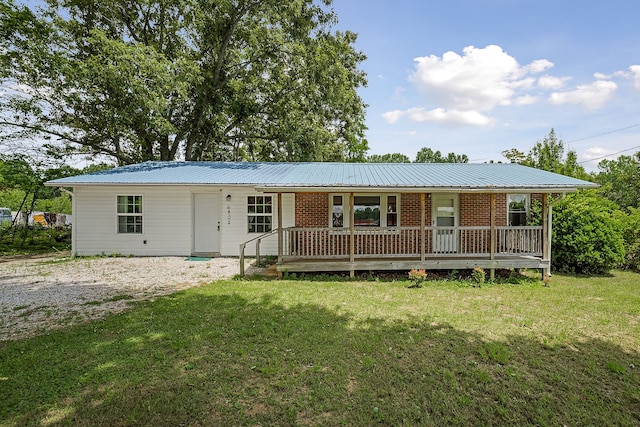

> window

[
  {"left": 354, "top": 195, "right": 381, "bottom": 226},
  {"left": 117, "top": 195, "right": 142, "bottom": 233},
  {"left": 331, "top": 195, "right": 344, "bottom": 227},
  {"left": 330, "top": 194, "right": 399, "bottom": 228},
  {"left": 508, "top": 194, "right": 528, "bottom": 226},
  {"left": 387, "top": 195, "right": 398, "bottom": 226},
  {"left": 248, "top": 196, "right": 272, "bottom": 233}
]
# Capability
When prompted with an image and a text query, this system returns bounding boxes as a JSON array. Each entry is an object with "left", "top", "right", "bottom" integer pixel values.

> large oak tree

[{"left": 0, "top": 0, "right": 368, "bottom": 165}]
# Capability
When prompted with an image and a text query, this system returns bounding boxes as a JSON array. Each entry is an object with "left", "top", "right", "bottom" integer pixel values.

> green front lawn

[{"left": 1, "top": 272, "right": 639, "bottom": 426}]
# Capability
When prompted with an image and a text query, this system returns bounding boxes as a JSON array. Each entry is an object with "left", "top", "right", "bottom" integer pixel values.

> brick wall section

[
  {"left": 460, "top": 193, "right": 507, "bottom": 226},
  {"left": 294, "top": 192, "right": 518, "bottom": 228},
  {"left": 295, "top": 193, "right": 328, "bottom": 227},
  {"left": 400, "top": 193, "right": 423, "bottom": 226},
  {"left": 496, "top": 194, "right": 507, "bottom": 226}
]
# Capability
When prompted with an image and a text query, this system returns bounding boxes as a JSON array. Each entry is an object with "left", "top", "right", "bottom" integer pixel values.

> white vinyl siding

[
  {"left": 218, "top": 190, "right": 294, "bottom": 257},
  {"left": 73, "top": 186, "right": 191, "bottom": 256},
  {"left": 72, "top": 186, "right": 294, "bottom": 257}
]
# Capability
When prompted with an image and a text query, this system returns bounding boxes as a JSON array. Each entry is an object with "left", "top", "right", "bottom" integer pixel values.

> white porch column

[
  {"left": 420, "top": 193, "right": 426, "bottom": 261},
  {"left": 490, "top": 193, "right": 496, "bottom": 280},
  {"left": 277, "top": 192, "right": 283, "bottom": 264}
]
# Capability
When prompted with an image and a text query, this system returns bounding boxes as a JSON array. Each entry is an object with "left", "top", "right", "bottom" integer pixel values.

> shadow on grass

[{"left": 1, "top": 290, "right": 638, "bottom": 426}]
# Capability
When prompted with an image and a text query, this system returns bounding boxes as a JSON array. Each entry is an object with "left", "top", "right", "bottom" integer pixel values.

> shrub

[
  {"left": 471, "top": 267, "right": 485, "bottom": 286},
  {"left": 551, "top": 190, "right": 625, "bottom": 275},
  {"left": 620, "top": 207, "right": 640, "bottom": 271},
  {"left": 408, "top": 269, "right": 427, "bottom": 288}
]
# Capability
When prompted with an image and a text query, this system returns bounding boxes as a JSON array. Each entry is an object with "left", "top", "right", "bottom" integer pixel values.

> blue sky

[{"left": 331, "top": 0, "right": 640, "bottom": 170}]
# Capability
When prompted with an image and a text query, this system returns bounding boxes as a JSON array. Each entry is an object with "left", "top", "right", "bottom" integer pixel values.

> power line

[
  {"left": 567, "top": 123, "right": 640, "bottom": 144},
  {"left": 578, "top": 145, "right": 640, "bottom": 164}
]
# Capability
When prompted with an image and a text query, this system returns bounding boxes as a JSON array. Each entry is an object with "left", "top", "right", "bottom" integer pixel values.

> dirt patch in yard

[{"left": 0, "top": 255, "right": 256, "bottom": 340}]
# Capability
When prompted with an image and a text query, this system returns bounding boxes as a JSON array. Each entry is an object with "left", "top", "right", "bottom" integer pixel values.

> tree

[
  {"left": 367, "top": 153, "right": 410, "bottom": 163},
  {"left": 551, "top": 190, "right": 625, "bottom": 275},
  {"left": 504, "top": 129, "right": 589, "bottom": 179},
  {"left": 0, "top": 0, "right": 368, "bottom": 165},
  {"left": 596, "top": 152, "right": 640, "bottom": 210},
  {"left": 414, "top": 147, "right": 468, "bottom": 163},
  {"left": 501, "top": 148, "right": 527, "bottom": 164}
]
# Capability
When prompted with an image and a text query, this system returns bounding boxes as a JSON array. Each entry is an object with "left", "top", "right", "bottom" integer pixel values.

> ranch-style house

[{"left": 47, "top": 161, "right": 597, "bottom": 278}]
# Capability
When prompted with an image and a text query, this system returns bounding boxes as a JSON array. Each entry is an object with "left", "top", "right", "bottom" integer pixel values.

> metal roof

[{"left": 47, "top": 161, "right": 597, "bottom": 191}]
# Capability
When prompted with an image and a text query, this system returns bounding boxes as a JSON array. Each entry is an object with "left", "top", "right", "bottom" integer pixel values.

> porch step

[{"left": 260, "top": 264, "right": 279, "bottom": 278}]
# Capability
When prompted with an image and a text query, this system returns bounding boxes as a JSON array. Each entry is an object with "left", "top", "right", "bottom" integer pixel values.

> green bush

[
  {"left": 551, "top": 190, "right": 625, "bottom": 275},
  {"left": 620, "top": 207, "right": 640, "bottom": 271}
]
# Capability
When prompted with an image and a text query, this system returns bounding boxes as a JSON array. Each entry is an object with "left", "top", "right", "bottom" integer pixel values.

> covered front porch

[{"left": 241, "top": 192, "right": 553, "bottom": 279}]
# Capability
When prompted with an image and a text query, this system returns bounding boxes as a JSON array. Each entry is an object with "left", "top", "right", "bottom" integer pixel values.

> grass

[{"left": 1, "top": 271, "right": 639, "bottom": 426}]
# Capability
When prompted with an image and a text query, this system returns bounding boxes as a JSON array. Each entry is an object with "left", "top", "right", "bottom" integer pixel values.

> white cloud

[
  {"left": 524, "top": 59, "right": 554, "bottom": 74},
  {"left": 514, "top": 95, "right": 538, "bottom": 105},
  {"left": 630, "top": 65, "right": 640, "bottom": 90},
  {"left": 548, "top": 80, "right": 617, "bottom": 109},
  {"left": 537, "top": 75, "right": 570, "bottom": 90},
  {"left": 382, "top": 110, "right": 405, "bottom": 124},
  {"left": 408, "top": 45, "right": 543, "bottom": 112},
  {"left": 384, "top": 45, "right": 553, "bottom": 127},
  {"left": 581, "top": 146, "right": 618, "bottom": 163},
  {"left": 405, "top": 107, "right": 495, "bottom": 126},
  {"left": 382, "top": 107, "right": 494, "bottom": 126}
]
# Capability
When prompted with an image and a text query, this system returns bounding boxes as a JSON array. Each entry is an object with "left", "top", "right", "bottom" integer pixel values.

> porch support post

[
  {"left": 277, "top": 192, "right": 283, "bottom": 264},
  {"left": 489, "top": 193, "right": 496, "bottom": 280},
  {"left": 420, "top": 193, "right": 426, "bottom": 261},
  {"left": 542, "top": 193, "right": 550, "bottom": 281},
  {"left": 349, "top": 192, "right": 355, "bottom": 278}
]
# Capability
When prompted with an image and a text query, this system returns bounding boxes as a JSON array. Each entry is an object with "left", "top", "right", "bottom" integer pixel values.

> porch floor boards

[{"left": 276, "top": 255, "right": 549, "bottom": 274}]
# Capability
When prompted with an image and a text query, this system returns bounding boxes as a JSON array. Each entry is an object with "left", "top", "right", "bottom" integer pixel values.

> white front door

[
  {"left": 432, "top": 194, "right": 459, "bottom": 253},
  {"left": 193, "top": 193, "right": 220, "bottom": 255}
]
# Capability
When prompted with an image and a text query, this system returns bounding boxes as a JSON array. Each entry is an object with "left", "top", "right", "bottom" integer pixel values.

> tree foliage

[
  {"left": 0, "top": 0, "right": 368, "bottom": 165},
  {"left": 503, "top": 129, "right": 589, "bottom": 179},
  {"left": 596, "top": 152, "right": 640, "bottom": 211},
  {"left": 367, "top": 147, "right": 468, "bottom": 164},
  {"left": 414, "top": 147, "right": 468, "bottom": 163},
  {"left": 551, "top": 190, "right": 625, "bottom": 275},
  {"left": 367, "top": 153, "right": 410, "bottom": 163}
]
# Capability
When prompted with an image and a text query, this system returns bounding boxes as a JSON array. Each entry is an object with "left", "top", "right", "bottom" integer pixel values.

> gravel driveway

[{"left": 0, "top": 255, "right": 249, "bottom": 341}]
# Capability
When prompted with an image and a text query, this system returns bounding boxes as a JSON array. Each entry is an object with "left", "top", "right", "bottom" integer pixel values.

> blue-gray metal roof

[{"left": 47, "top": 161, "right": 597, "bottom": 191}]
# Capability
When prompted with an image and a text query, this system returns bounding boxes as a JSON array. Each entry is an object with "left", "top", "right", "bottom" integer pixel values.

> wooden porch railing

[{"left": 281, "top": 226, "right": 543, "bottom": 260}]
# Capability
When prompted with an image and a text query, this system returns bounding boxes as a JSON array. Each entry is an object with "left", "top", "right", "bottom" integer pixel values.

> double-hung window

[
  {"left": 248, "top": 196, "right": 272, "bottom": 233},
  {"left": 117, "top": 195, "right": 143, "bottom": 234},
  {"left": 507, "top": 194, "right": 528, "bottom": 226}
]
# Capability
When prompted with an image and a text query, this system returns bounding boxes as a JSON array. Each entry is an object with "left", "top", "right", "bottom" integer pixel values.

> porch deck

[
  {"left": 275, "top": 255, "right": 549, "bottom": 274},
  {"left": 273, "top": 225, "right": 549, "bottom": 276}
]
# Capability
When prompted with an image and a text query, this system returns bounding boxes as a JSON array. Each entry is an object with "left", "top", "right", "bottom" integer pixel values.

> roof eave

[{"left": 255, "top": 184, "right": 596, "bottom": 193}]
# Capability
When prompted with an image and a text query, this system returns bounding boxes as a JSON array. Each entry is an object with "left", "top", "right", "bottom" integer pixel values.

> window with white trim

[
  {"left": 507, "top": 194, "right": 528, "bottom": 226},
  {"left": 330, "top": 194, "right": 399, "bottom": 227},
  {"left": 331, "top": 195, "right": 344, "bottom": 227},
  {"left": 248, "top": 196, "right": 272, "bottom": 233},
  {"left": 117, "top": 195, "right": 143, "bottom": 234}
]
